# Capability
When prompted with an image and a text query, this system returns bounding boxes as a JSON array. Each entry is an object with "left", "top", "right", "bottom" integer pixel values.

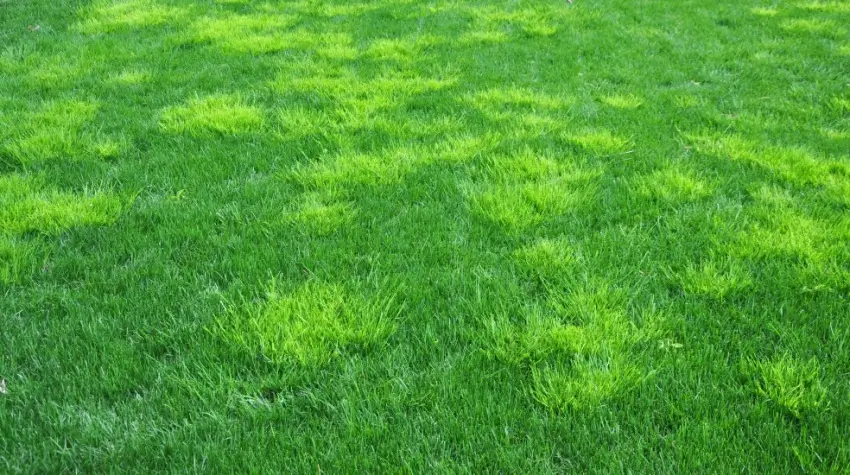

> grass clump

[
  {"left": 467, "top": 153, "right": 597, "bottom": 231},
  {"left": 754, "top": 356, "right": 828, "bottom": 419},
  {"left": 219, "top": 281, "right": 400, "bottom": 366},
  {"left": 633, "top": 168, "right": 713, "bottom": 203},
  {"left": 183, "top": 13, "right": 297, "bottom": 54},
  {"left": 565, "top": 129, "right": 632, "bottom": 156},
  {"left": 76, "top": 0, "right": 185, "bottom": 34},
  {"left": 287, "top": 193, "right": 356, "bottom": 236},
  {"left": 483, "top": 282, "right": 656, "bottom": 412},
  {"left": 532, "top": 356, "right": 644, "bottom": 412},
  {"left": 0, "top": 175, "right": 123, "bottom": 235},
  {"left": 513, "top": 237, "right": 575, "bottom": 279},
  {"left": 159, "top": 94, "right": 264, "bottom": 136},
  {"left": 4, "top": 99, "right": 99, "bottom": 163},
  {"left": 679, "top": 257, "right": 753, "bottom": 299},
  {"left": 470, "top": 180, "right": 589, "bottom": 231}
]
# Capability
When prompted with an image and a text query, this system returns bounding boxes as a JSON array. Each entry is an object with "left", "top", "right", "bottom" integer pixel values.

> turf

[{"left": 1, "top": 0, "right": 849, "bottom": 472}]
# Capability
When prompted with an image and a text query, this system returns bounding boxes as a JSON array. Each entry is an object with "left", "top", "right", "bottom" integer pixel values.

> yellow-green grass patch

[
  {"left": 632, "top": 168, "right": 713, "bottom": 203},
  {"left": 182, "top": 13, "right": 299, "bottom": 54},
  {"left": 0, "top": 174, "right": 123, "bottom": 235},
  {"left": 159, "top": 94, "right": 264, "bottom": 136},
  {"left": 217, "top": 281, "right": 400, "bottom": 367},
  {"left": 76, "top": 0, "right": 187, "bottom": 34},
  {"left": 751, "top": 355, "right": 828, "bottom": 419},
  {"left": 679, "top": 257, "right": 753, "bottom": 299},
  {"left": 287, "top": 193, "right": 357, "bottom": 236},
  {"left": 531, "top": 356, "right": 645, "bottom": 412},
  {"left": 4, "top": 99, "right": 102, "bottom": 163}
]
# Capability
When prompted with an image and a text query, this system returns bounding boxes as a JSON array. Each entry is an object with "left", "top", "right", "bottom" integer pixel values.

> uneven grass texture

[{"left": 1, "top": 0, "right": 849, "bottom": 472}]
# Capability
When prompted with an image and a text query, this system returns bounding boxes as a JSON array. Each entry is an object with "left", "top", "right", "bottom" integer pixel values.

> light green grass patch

[
  {"left": 5, "top": 99, "right": 99, "bottom": 163},
  {"left": 467, "top": 5, "right": 560, "bottom": 38},
  {"left": 467, "top": 156, "right": 597, "bottom": 232},
  {"left": 364, "top": 36, "right": 443, "bottom": 63},
  {"left": 26, "top": 55, "right": 83, "bottom": 89},
  {"left": 672, "top": 94, "right": 702, "bottom": 108},
  {"left": 565, "top": 129, "right": 631, "bottom": 156},
  {"left": 469, "top": 180, "right": 589, "bottom": 231},
  {"left": 291, "top": 2, "right": 385, "bottom": 18},
  {"left": 749, "top": 184, "right": 798, "bottom": 208},
  {"left": 800, "top": 1, "right": 850, "bottom": 13},
  {"left": 189, "top": 29, "right": 355, "bottom": 58},
  {"left": 467, "top": 149, "right": 598, "bottom": 231},
  {"left": 633, "top": 168, "right": 712, "bottom": 203},
  {"left": 160, "top": 94, "right": 264, "bottom": 136},
  {"left": 483, "top": 149, "right": 562, "bottom": 182},
  {"left": 288, "top": 193, "right": 356, "bottom": 236},
  {"left": 292, "top": 136, "right": 490, "bottom": 194},
  {"left": 459, "top": 30, "right": 508, "bottom": 45},
  {"left": 390, "top": 115, "right": 467, "bottom": 142},
  {"left": 820, "top": 127, "right": 849, "bottom": 140},
  {"left": 753, "top": 355, "right": 827, "bottom": 419},
  {"left": 485, "top": 284, "right": 636, "bottom": 363},
  {"left": 429, "top": 134, "right": 501, "bottom": 164},
  {"left": 0, "top": 175, "right": 124, "bottom": 235},
  {"left": 780, "top": 18, "right": 843, "bottom": 38},
  {"left": 93, "top": 137, "right": 125, "bottom": 160},
  {"left": 831, "top": 97, "right": 850, "bottom": 113},
  {"left": 511, "top": 113, "right": 566, "bottom": 137},
  {"left": 108, "top": 69, "right": 151, "bottom": 86},
  {"left": 276, "top": 107, "right": 335, "bottom": 138},
  {"left": 692, "top": 135, "right": 849, "bottom": 195},
  {"left": 513, "top": 237, "right": 575, "bottom": 278},
  {"left": 484, "top": 282, "right": 653, "bottom": 411},
  {"left": 184, "top": 13, "right": 298, "bottom": 54},
  {"left": 730, "top": 184, "right": 850, "bottom": 262},
  {"left": 736, "top": 210, "right": 830, "bottom": 262},
  {"left": 277, "top": 106, "right": 462, "bottom": 142},
  {"left": 750, "top": 7, "right": 778, "bottom": 16},
  {"left": 485, "top": 306, "right": 625, "bottom": 367},
  {"left": 600, "top": 94, "right": 644, "bottom": 109},
  {"left": 548, "top": 285, "right": 635, "bottom": 347},
  {"left": 219, "top": 281, "right": 400, "bottom": 366},
  {"left": 679, "top": 257, "right": 753, "bottom": 299},
  {"left": 532, "top": 356, "right": 644, "bottom": 412},
  {"left": 76, "top": 0, "right": 186, "bottom": 34},
  {"left": 484, "top": 308, "right": 578, "bottom": 365},
  {"left": 292, "top": 145, "right": 428, "bottom": 192},
  {"left": 468, "top": 87, "right": 571, "bottom": 113}
]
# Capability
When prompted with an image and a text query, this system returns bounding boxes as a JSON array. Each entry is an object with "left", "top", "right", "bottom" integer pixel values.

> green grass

[{"left": 0, "top": 0, "right": 848, "bottom": 471}]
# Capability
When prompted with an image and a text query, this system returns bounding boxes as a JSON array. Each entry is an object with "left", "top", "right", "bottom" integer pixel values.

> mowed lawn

[{"left": 1, "top": 0, "right": 849, "bottom": 471}]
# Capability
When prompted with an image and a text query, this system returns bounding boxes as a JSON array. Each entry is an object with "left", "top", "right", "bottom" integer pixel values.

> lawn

[{"left": 1, "top": 0, "right": 849, "bottom": 471}]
